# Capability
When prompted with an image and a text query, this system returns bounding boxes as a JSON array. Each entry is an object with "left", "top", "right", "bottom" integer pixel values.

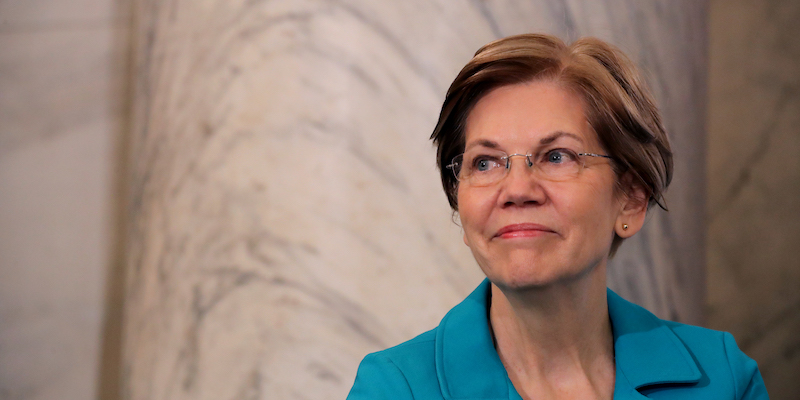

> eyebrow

[
  {"left": 464, "top": 139, "right": 501, "bottom": 151},
  {"left": 464, "top": 131, "right": 584, "bottom": 151},
  {"left": 539, "top": 131, "right": 584, "bottom": 145}
]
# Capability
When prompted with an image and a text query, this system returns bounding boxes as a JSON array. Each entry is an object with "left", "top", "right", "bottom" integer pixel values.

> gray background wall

[
  {"left": 0, "top": 0, "right": 797, "bottom": 399},
  {"left": 707, "top": 0, "right": 800, "bottom": 396}
]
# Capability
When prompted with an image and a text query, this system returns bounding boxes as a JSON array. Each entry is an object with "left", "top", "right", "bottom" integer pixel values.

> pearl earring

[{"left": 622, "top": 224, "right": 629, "bottom": 230}]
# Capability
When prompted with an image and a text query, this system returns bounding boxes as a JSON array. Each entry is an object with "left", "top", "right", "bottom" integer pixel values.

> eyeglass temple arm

[{"left": 579, "top": 152, "right": 613, "bottom": 159}]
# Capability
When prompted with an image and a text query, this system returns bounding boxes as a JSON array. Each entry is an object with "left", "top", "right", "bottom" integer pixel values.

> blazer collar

[
  {"left": 607, "top": 289, "right": 702, "bottom": 395},
  {"left": 434, "top": 280, "right": 512, "bottom": 400},
  {"left": 434, "top": 279, "right": 701, "bottom": 400}
]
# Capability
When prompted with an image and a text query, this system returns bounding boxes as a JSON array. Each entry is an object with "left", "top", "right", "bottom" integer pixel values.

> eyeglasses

[{"left": 447, "top": 148, "right": 613, "bottom": 186}]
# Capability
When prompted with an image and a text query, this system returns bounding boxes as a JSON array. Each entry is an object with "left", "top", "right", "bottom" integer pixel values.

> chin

[
  {"left": 486, "top": 257, "right": 600, "bottom": 293},
  {"left": 492, "top": 272, "right": 564, "bottom": 292}
]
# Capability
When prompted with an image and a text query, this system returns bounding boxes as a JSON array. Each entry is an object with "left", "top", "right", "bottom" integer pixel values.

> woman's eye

[
  {"left": 544, "top": 149, "right": 577, "bottom": 164},
  {"left": 473, "top": 157, "right": 500, "bottom": 172}
]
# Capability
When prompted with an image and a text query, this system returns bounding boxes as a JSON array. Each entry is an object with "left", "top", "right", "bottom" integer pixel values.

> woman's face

[{"left": 458, "top": 80, "right": 630, "bottom": 290}]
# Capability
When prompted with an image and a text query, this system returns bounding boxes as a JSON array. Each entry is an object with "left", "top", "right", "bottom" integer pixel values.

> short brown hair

[{"left": 430, "top": 33, "right": 673, "bottom": 254}]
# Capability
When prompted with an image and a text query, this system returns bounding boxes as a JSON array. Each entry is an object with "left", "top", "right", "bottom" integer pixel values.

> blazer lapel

[
  {"left": 607, "top": 289, "right": 702, "bottom": 397},
  {"left": 435, "top": 280, "right": 513, "bottom": 400}
]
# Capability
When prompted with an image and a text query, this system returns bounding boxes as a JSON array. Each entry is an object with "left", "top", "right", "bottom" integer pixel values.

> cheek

[
  {"left": 558, "top": 181, "right": 619, "bottom": 230},
  {"left": 457, "top": 187, "right": 494, "bottom": 234}
]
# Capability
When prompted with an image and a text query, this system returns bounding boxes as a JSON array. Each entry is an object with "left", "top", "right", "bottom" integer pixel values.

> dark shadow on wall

[
  {"left": 707, "top": 0, "right": 800, "bottom": 398},
  {"left": 97, "top": 0, "right": 134, "bottom": 399}
]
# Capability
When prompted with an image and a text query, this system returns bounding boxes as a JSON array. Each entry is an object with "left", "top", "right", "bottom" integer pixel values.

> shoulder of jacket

[
  {"left": 660, "top": 318, "right": 731, "bottom": 359},
  {"left": 661, "top": 319, "right": 725, "bottom": 341},
  {"left": 369, "top": 328, "right": 437, "bottom": 364}
]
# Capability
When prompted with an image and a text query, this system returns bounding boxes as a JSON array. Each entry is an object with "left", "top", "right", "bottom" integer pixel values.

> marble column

[{"left": 122, "top": 1, "right": 707, "bottom": 399}]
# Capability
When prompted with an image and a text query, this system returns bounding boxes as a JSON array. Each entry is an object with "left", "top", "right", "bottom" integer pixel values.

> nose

[{"left": 498, "top": 157, "right": 546, "bottom": 207}]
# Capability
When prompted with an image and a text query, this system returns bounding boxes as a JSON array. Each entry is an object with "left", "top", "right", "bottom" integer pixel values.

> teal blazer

[{"left": 347, "top": 280, "right": 768, "bottom": 399}]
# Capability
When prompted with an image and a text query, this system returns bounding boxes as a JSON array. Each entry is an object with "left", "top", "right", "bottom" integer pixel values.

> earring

[{"left": 622, "top": 224, "right": 629, "bottom": 230}]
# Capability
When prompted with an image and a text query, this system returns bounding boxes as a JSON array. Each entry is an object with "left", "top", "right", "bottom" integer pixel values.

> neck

[{"left": 489, "top": 262, "right": 615, "bottom": 399}]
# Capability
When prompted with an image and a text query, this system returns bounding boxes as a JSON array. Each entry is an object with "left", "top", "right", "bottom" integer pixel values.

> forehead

[{"left": 464, "top": 81, "right": 596, "bottom": 149}]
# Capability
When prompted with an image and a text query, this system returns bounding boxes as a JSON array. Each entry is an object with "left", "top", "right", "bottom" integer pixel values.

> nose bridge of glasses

[
  {"left": 504, "top": 153, "right": 534, "bottom": 169},
  {"left": 501, "top": 154, "right": 539, "bottom": 184}
]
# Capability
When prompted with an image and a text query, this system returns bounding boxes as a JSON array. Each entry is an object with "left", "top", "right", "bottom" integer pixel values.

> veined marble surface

[
  {"left": 708, "top": 0, "right": 800, "bottom": 397},
  {"left": 123, "top": 1, "right": 707, "bottom": 399}
]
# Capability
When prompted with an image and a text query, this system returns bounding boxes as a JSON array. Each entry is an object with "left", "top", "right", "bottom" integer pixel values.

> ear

[{"left": 615, "top": 177, "right": 649, "bottom": 238}]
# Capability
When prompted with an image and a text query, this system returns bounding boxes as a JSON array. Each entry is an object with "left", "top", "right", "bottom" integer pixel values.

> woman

[{"left": 347, "top": 34, "right": 768, "bottom": 399}]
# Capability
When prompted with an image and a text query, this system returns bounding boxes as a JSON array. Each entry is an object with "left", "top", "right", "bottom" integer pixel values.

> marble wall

[
  {"left": 707, "top": 0, "right": 800, "bottom": 398},
  {"left": 0, "top": 1, "right": 130, "bottom": 399},
  {"left": 123, "top": 1, "right": 707, "bottom": 399},
  {"left": 6, "top": 0, "right": 799, "bottom": 399}
]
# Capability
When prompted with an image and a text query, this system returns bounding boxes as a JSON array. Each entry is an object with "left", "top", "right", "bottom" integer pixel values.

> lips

[{"left": 494, "top": 223, "right": 554, "bottom": 239}]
